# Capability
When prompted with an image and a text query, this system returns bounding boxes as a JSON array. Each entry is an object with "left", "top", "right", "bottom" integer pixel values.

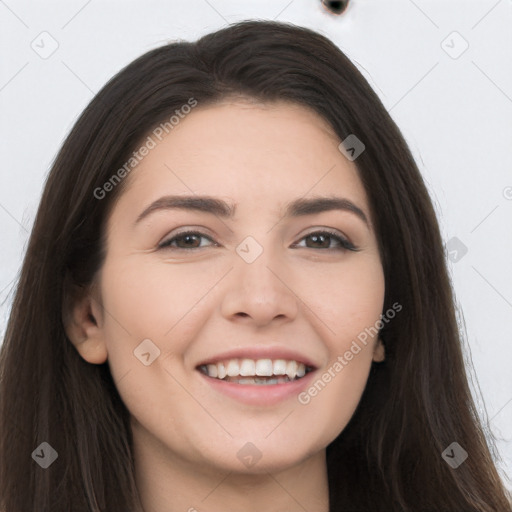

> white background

[{"left": 1, "top": 0, "right": 511, "bottom": 492}]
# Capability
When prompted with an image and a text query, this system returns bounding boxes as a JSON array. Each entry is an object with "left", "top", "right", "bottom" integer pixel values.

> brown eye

[
  {"left": 293, "top": 230, "right": 359, "bottom": 252},
  {"left": 158, "top": 231, "right": 215, "bottom": 250}
]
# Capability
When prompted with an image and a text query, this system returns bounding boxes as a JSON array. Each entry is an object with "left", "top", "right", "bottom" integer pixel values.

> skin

[{"left": 66, "top": 98, "right": 386, "bottom": 512}]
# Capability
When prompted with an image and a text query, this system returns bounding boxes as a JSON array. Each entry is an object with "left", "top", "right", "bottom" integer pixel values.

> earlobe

[
  {"left": 62, "top": 279, "right": 108, "bottom": 365},
  {"left": 372, "top": 336, "right": 385, "bottom": 363}
]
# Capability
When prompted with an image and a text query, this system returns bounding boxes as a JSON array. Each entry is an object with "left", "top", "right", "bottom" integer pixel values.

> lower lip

[{"left": 197, "top": 370, "right": 317, "bottom": 406}]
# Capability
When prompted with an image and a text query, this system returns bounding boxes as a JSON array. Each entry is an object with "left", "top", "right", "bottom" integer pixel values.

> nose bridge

[
  {"left": 220, "top": 231, "right": 298, "bottom": 324},
  {"left": 235, "top": 232, "right": 283, "bottom": 292}
]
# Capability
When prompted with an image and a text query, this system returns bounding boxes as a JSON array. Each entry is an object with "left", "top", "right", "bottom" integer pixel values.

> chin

[{"left": 199, "top": 438, "right": 322, "bottom": 475}]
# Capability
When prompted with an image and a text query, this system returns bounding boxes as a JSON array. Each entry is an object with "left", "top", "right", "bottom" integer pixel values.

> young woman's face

[{"left": 87, "top": 99, "right": 385, "bottom": 474}]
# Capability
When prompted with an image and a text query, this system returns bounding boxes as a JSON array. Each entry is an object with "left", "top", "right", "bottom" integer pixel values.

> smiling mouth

[{"left": 197, "top": 358, "right": 315, "bottom": 385}]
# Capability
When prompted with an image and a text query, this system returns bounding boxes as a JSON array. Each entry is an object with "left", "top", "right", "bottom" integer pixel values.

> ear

[
  {"left": 62, "top": 272, "right": 108, "bottom": 365},
  {"left": 372, "top": 335, "right": 385, "bottom": 363}
]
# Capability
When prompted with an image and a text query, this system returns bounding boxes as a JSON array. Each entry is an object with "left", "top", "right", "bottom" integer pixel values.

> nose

[{"left": 220, "top": 243, "right": 299, "bottom": 327}]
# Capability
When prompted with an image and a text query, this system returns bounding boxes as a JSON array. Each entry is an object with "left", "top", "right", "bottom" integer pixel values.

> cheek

[
  {"left": 298, "top": 355, "right": 373, "bottom": 445},
  {"left": 296, "top": 333, "right": 375, "bottom": 440},
  {"left": 100, "top": 257, "right": 207, "bottom": 338},
  {"left": 293, "top": 258, "right": 383, "bottom": 435},
  {"left": 98, "top": 258, "right": 220, "bottom": 383},
  {"left": 301, "top": 256, "right": 385, "bottom": 337},
  {"left": 97, "top": 262, "right": 193, "bottom": 431}
]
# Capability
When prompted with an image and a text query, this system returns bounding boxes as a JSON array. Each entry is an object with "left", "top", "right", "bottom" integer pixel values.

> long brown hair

[{"left": 1, "top": 20, "right": 510, "bottom": 512}]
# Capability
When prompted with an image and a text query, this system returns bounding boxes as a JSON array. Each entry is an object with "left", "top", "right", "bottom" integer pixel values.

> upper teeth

[{"left": 200, "top": 359, "right": 309, "bottom": 380}]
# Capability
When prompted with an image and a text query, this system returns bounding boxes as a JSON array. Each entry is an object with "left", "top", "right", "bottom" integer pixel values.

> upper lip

[{"left": 196, "top": 346, "right": 319, "bottom": 370}]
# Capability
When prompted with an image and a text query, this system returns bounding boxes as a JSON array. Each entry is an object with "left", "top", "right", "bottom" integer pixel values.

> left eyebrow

[{"left": 134, "top": 194, "right": 369, "bottom": 228}]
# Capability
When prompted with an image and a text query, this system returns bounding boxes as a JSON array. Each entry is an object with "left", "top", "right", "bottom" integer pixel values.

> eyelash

[{"left": 158, "top": 229, "right": 359, "bottom": 252}]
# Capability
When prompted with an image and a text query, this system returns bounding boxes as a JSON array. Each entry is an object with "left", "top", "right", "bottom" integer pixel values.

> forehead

[{"left": 113, "top": 100, "right": 369, "bottom": 222}]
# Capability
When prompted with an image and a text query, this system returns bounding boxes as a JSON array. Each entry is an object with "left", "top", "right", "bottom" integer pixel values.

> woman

[{"left": 0, "top": 19, "right": 510, "bottom": 512}]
